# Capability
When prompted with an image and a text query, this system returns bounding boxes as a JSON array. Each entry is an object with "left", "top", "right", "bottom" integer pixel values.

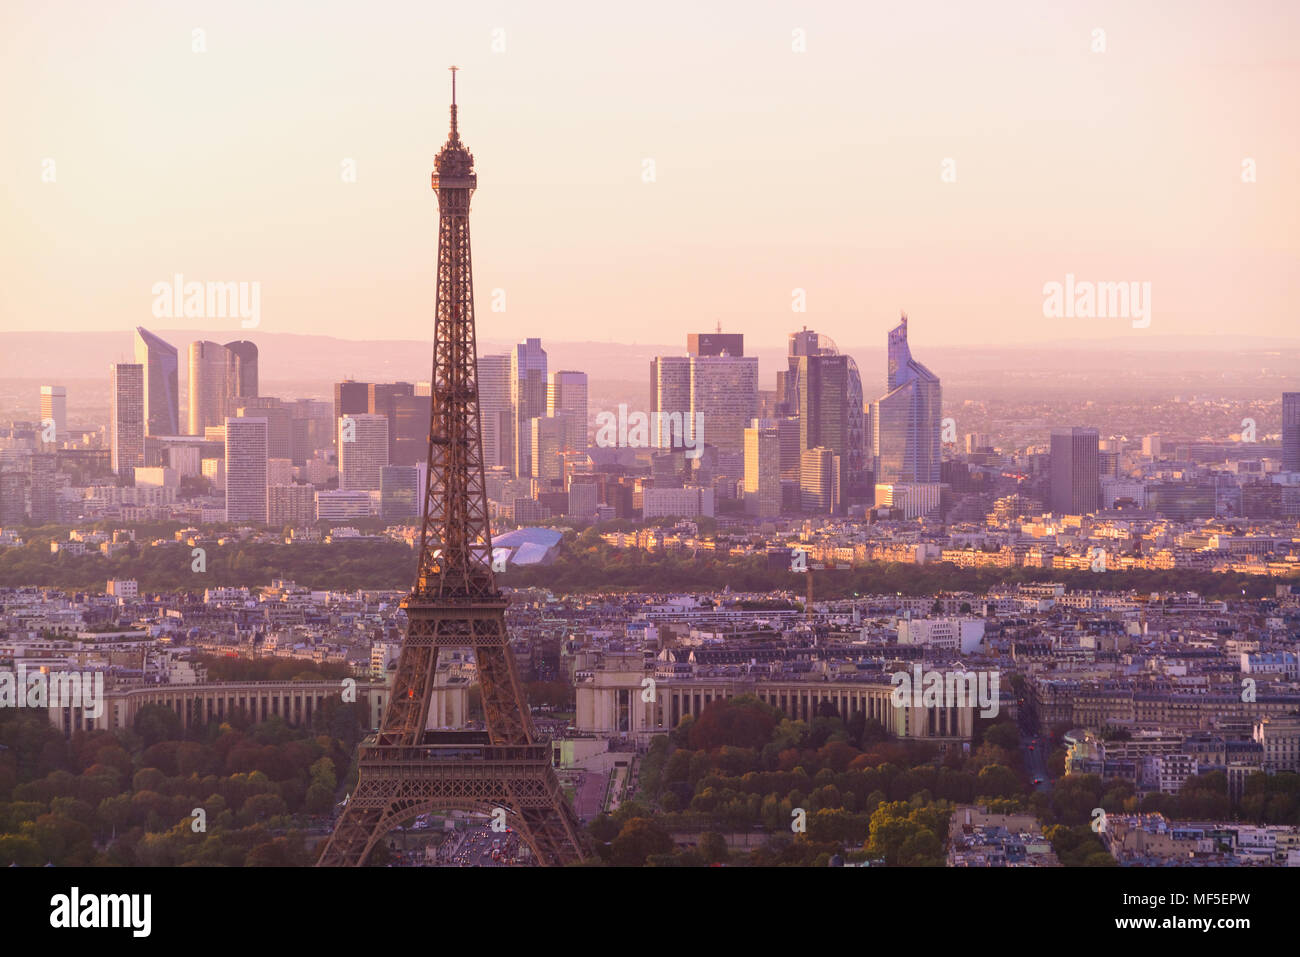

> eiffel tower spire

[{"left": 317, "top": 71, "right": 588, "bottom": 867}]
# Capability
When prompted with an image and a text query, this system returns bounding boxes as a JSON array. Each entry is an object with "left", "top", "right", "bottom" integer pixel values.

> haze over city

[{"left": 4, "top": 0, "right": 1299, "bottom": 348}]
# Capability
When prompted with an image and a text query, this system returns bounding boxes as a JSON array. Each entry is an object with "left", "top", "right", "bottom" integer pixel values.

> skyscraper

[
  {"left": 650, "top": 356, "right": 692, "bottom": 449},
  {"left": 687, "top": 331, "right": 744, "bottom": 357},
  {"left": 339, "top": 413, "right": 389, "bottom": 490},
  {"left": 870, "top": 315, "right": 941, "bottom": 485},
  {"left": 237, "top": 397, "right": 294, "bottom": 460},
  {"left": 1050, "top": 427, "right": 1101, "bottom": 516},
  {"left": 188, "top": 341, "right": 226, "bottom": 435},
  {"left": 530, "top": 416, "right": 566, "bottom": 487},
  {"left": 786, "top": 329, "right": 866, "bottom": 497},
  {"left": 190, "top": 340, "right": 259, "bottom": 435},
  {"left": 367, "top": 382, "right": 415, "bottom": 462},
  {"left": 39, "top": 386, "right": 66, "bottom": 443},
  {"left": 109, "top": 363, "right": 145, "bottom": 477},
  {"left": 134, "top": 327, "right": 179, "bottom": 436},
  {"left": 1283, "top": 392, "right": 1300, "bottom": 472},
  {"left": 689, "top": 355, "right": 759, "bottom": 457},
  {"left": 477, "top": 353, "right": 513, "bottom": 471},
  {"left": 334, "top": 380, "right": 371, "bottom": 424},
  {"left": 225, "top": 416, "right": 269, "bottom": 523},
  {"left": 547, "top": 370, "right": 589, "bottom": 454},
  {"left": 224, "top": 340, "right": 259, "bottom": 408},
  {"left": 391, "top": 393, "right": 431, "bottom": 467},
  {"left": 800, "top": 447, "right": 840, "bottom": 514},
  {"left": 744, "top": 424, "right": 780, "bottom": 518},
  {"left": 28, "top": 454, "right": 58, "bottom": 523},
  {"left": 380, "top": 464, "right": 422, "bottom": 520},
  {"left": 511, "top": 338, "right": 547, "bottom": 477}
]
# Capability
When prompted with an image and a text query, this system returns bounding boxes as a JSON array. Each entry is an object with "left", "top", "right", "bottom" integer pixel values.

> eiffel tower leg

[
  {"left": 381, "top": 642, "right": 440, "bottom": 744},
  {"left": 476, "top": 629, "right": 531, "bottom": 745},
  {"left": 316, "top": 804, "right": 385, "bottom": 866},
  {"left": 516, "top": 801, "right": 587, "bottom": 866}
]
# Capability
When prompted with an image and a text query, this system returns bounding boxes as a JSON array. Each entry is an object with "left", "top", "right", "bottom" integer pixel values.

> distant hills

[{"left": 1, "top": 329, "right": 1298, "bottom": 402}]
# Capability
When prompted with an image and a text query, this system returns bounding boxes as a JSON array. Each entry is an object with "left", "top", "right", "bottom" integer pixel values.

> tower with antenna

[{"left": 317, "top": 70, "right": 587, "bottom": 867}]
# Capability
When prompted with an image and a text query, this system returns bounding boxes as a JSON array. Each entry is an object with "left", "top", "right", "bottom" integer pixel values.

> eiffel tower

[{"left": 317, "top": 68, "right": 588, "bottom": 867}]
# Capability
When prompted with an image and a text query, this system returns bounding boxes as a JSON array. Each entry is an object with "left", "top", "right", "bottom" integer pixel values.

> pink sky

[{"left": 2, "top": 0, "right": 1297, "bottom": 354}]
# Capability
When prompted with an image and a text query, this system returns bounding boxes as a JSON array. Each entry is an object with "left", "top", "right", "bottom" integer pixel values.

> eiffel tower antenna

[{"left": 317, "top": 71, "right": 588, "bottom": 867}]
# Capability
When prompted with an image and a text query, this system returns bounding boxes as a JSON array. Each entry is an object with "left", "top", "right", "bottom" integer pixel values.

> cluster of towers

[{"left": 108, "top": 328, "right": 258, "bottom": 475}]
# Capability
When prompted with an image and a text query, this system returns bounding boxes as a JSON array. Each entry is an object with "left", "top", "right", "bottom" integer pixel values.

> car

[{"left": 1033, "top": 777, "right": 1042, "bottom": 785}]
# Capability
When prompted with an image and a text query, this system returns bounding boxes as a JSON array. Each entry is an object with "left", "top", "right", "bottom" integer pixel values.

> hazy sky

[{"left": 3, "top": 0, "right": 1297, "bottom": 355}]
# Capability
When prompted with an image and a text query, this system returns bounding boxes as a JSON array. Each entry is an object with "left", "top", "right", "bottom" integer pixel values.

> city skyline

[{"left": 2, "top": 2, "right": 1299, "bottom": 890}]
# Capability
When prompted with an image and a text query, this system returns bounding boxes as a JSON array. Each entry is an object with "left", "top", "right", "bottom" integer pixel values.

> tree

[
  {"left": 134, "top": 704, "right": 181, "bottom": 747},
  {"left": 697, "top": 831, "right": 729, "bottom": 865},
  {"left": 0, "top": 834, "right": 44, "bottom": 867},
  {"left": 610, "top": 817, "right": 674, "bottom": 867}
]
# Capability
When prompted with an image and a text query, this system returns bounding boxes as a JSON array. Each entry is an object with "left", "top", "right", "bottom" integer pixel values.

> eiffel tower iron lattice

[{"left": 317, "top": 69, "right": 588, "bottom": 867}]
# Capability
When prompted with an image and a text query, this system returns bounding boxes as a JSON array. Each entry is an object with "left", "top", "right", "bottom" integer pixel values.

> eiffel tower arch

[{"left": 317, "top": 69, "right": 588, "bottom": 867}]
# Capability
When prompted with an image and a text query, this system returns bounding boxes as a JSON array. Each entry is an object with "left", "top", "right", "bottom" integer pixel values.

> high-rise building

[
  {"left": 39, "top": 386, "right": 66, "bottom": 443},
  {"left": 334, "top": 380, "right": 371, "bottom": 425},
  {"left": 753, "top": 415, "right": 802, "bottom": 482},
  {"left": 477, "top": 354, "right": 513, "bottom": 472},
  {"left": 338, "top": 413, "right": 389, "bottom": 490},
  {"left": 28, "top": 454, "right": 58, "bottom": 523},
  {"left": 190, "top": 340, "right": 258, "bottom": 435},
  {"left": 268, "top": 484, "right": 317, "bottom": 526},
  {"left": 870, "top": 315, "right": 941, "bottom": 485},
  {"left": 530, "top": 416, "right": 566, "bottom": 487},
  {"left": 1050, "top": 427, "right": 1101, "bottom": 516},
  {"left": 547, "top": 370, "right": 589, "bottom": 454},
  {"left": 786, "top": 329, "right": 866, "bottom": 496},
  {"left": 225, "top": 417, "right": 269, "bottom": 523},
  {"left": 380, "top": 464, "right": 422, "bottom": 520},
  {"left": 1283, "top": 392, "right": 1300, "bottom": 472},
  {"left": 689, "top": 355, "right": 759, "bottom": 457},
  {"left": 134, "top": 327, "right": 180, "bottom": 436},
  {"left": 367, "top": 382, "right": 416, "bottom": 462},
  {"left": 511, "top": 338, "right": 548, "bottom": 477},
  {"left": 391, "top": 393, "right": 431, "bottom": 467},
  {"left": 800, "top": 447, "right": 840, "bottom": 513},
  {"left": 188, "top": 342, "right": 226, "bottom": 435},
  {"left": 237, "top": 397, "right": 293, "bottom": 461},
  {"left": 687, "top": 331, "right": 744, "bottom": 357},
  {"left": 650, "top": 356, "right": 692, "bottom": 449},
  {"left": 744, "top": 425, "right": 781, "bottom": 518},
  {"left": 224, "top": 340, "right": 259, "bottom": 409},
  {"left": 109, "top": 363, "right": 145, "bottom": 477},
  {"left": 567, "top": 479, "right": 599, "bottom": 521}
]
